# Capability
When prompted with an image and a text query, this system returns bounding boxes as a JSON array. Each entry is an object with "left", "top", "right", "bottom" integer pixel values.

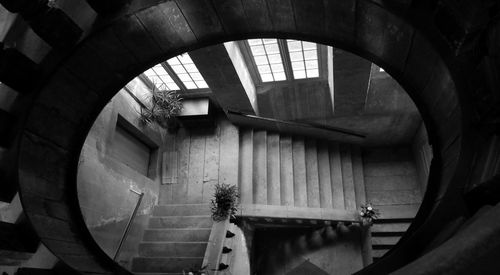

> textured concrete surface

[
  {"left": 3, "top": 0, "right": 489, "bottom": 274},
  {"left": 77, "top": 84, "right": 163, "bottom": 268}
]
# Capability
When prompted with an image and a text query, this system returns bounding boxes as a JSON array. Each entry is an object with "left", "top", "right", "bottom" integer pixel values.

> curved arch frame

[{"left": 16, "top": 1, "right": 469, "bottom": 274}]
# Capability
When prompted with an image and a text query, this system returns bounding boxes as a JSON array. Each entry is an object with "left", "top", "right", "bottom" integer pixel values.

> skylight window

[
  {"left": 167, "top": 54, "right": 208, "bottom": 89},
  {"left": 248, "top": 39, "right": 286, "bottom": 82},
  {"left": 143, "top": 64, "right": 179, "bottom": 91},
  {"left": 287, "top": 40, "right": 319, "bottom": 79}
]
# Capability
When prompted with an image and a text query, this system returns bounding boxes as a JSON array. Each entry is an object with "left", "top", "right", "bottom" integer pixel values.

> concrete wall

[
  {"left": 77, "top": 78, "right": 164, "bottom": 268},
  {"left": 160, "top": 116, "right": 239, "bottom": 205},
  {"left": 363, "top": 147, "right": 422, "bottom": 208}
]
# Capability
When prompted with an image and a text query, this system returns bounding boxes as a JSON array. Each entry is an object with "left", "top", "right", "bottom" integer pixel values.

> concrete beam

[
  {"left": 328, "top": 46, "right": 335, "bottom": 112},
  {"left": 0, "top": 0, "right": 82, "bottom": 49},
  {"left": 224, "top": 41, "right": 258, "bottom": 114},
  {"left": 332, "top": 49, "right": 371, "bottom": 116},
  {"left": 0, "top": 108, "right": 15, "bottom": 147},
  {"left": 237, "top": 204, "right": 360, "bottom": 222},
  {"left": 190, "top": 44, "right": 257, "bottom": 115},
  {"left": 0, "top": 46, "right": 39, "bottom": 93}
]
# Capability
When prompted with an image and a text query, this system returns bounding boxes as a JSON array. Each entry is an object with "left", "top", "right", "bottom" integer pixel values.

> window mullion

[
  {"left": 161, "top": 62, "right": 187, "bottom": 91},
  {"left": 278, "top": 39, "right": 294, "bottom": 81},
  {"left": 138, "top": 74, "right": 156, "bottom": 91}
]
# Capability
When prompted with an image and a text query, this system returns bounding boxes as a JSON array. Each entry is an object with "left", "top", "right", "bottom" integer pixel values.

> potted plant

[
  {"left": 210, "top": 183, "right": 239, "bottom": 222},
  {"left": 359, "top": 203, "right": 380, "bottom": 226},
  {"left": 139, "top": 87, "right": 183, "bottom": 131}
]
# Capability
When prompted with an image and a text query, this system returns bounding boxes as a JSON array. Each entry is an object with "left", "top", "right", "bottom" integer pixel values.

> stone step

[
  {"left": 372, "top": 236, "right": 400, "bottom": 248},
  {"left": 153, "top": 204, "right": 211, "bottom": 217},
  {"left": 132, "top": 257, "right": 204, "bottom": 273},
  {"left": 138, "top": 242, "right": 207, "bottom": 257},
  {"left": 143, "top": 229, "right": 211, "bottom": 242},
  {"left": 372, "top": 248, "right": 390, "bottom": 258},
  {"left": 148, "top": 216, "right": 213, "bottom": 229},
  {"left": 371, "top": 223, "right": 410, "bottom": 235}
]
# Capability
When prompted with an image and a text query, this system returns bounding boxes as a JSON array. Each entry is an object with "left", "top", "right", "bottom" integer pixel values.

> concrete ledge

[
  {"left": 376, "top": 204, "right": 420, "bottom": 220},
  {"left": 237, "top": 204, "right": 360, "bottom": 222}
]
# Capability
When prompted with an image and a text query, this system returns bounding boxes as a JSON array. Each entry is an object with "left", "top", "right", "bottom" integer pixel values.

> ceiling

[{"left": 139, "top": 40, "right": 422, "bottom": 147}]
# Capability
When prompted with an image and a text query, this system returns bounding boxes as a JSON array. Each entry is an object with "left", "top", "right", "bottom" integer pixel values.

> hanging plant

[
  {"left": 359, "top": 203, "right": 380, "bottom": 226},
  {"left": 210, "top": 183, "right": 239, "bottom": 222},
  {"left": 139, "top": 86, "right": 183, "bottom": 129}
]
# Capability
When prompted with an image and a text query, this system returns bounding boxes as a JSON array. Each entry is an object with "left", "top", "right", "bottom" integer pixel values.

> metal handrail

[
  {"left": 113, "top": 188, "right": 144, "bottom": 261},
  {"left": 225, "top": 109, "right": 366, "bottom": 138}
]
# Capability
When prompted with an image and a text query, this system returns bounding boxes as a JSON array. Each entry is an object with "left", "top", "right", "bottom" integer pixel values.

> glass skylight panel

[
  {"left": 167, "top": 54, "right": 208, "bottom": 89},
  {"left": 287, "top": 40, "right": 319, "bottom": 79},
  {"left": 143, "top": 64, "right": 179, "bottom": 91},
  {"left": 248, "top": 39, "right": 286, "bottom": 82}
]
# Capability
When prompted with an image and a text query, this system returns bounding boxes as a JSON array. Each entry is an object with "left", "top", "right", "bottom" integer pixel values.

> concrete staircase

[
  {"left": 369, "top": 204, "right": 418, "bottom": 261},
  {"left": 238, "top": 128, "right": 365, "bottom": 210},
  {"left": 132, "top": 204, "right": 213, "bottom": 274},
  {"left": 371, "top": 220, "right": 412, "bottom": 261}
]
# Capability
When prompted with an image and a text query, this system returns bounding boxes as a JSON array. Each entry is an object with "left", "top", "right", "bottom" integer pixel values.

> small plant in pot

[
  {"left": 139, "top": 85, "right": 183, "bottom": 131},
  {"left": 210, "top": 183, "right": 239, "bottom": 222},
  {"left": 359, "top": 203, "right": 380, "bottom": 226}
]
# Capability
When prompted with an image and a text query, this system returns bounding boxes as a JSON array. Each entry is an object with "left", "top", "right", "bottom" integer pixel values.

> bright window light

[
  {"left": 379, "top": 67, "right": 385, "bottom": 72},
  {"left": 248, "top": 39, "right": 286, "bottom": 82},
  {"left": 143, "top": 64, "right": 179, "bottom": 91},
  {"left": 287, "top": 40, "right": 319, "bottom": 79},
  {"left": 167, "top": 54, "right": 208, "bottom": 89}
]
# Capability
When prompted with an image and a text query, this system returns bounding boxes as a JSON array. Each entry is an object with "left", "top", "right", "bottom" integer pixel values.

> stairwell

[
  {"left": 371, "top": 220, "right": 412, "bottom": 261},
  {"left": 238, "top": 128, "right": 366, "bottom": 210},
  {"left": 132, "top": 204, "right": 213, "bottom": 274},
  {"left": 145, "top": 122, "right": 423, "bottom": 272},
  {"left": 369, "top": 204, "right": 419, "bottom": 261}
]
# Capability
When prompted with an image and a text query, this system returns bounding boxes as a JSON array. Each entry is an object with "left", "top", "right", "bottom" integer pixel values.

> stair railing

[
  {"left": 225, "top": 109, "right": 366, "bottom": 138},
  {"left": 113, "top": 187, "right": 144, "bottom": 261}
]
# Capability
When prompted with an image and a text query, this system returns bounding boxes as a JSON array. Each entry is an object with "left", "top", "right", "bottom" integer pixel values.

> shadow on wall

[
  {"left": 77, "top": 82, "right": 163, "bottom": 269},
  {"left": 253, "top": 226, "right": 364, "bottom": 275}
]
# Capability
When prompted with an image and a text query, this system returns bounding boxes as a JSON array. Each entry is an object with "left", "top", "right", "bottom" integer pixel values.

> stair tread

[
  {"left": 132, "top": 256, "right": 205, "bottom": 273},
  {"left": 371, "top": 222, "right": 410, "bottom": 233},
  {"left": 153, "top": 205, "right": 211, "bottom": 217},
  {"left": 148, "top": 216, "right": 213, "bottom": 229},
  {"left": 143, "top": 229, "right": 212, "bottom": 239},
  {"left": 138, "top": 242, "right": 207, "bottom": 257},
  {"left": 372, "top": 248, "right": 390, "bottom": 258},
  {"left": 371, "top": 236, "right": 401, "bottom": 246}
]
